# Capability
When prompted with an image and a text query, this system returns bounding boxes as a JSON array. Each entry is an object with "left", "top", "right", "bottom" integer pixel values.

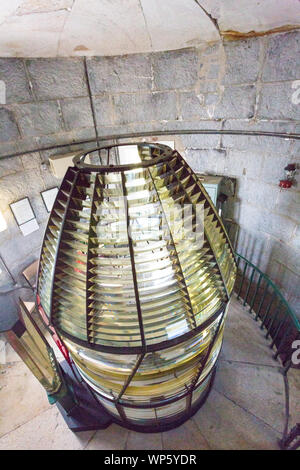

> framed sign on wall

[
  {"left": 9, "top": 197, "right": 39, "bottom": 236},
  {"left": 41, "top": 187, "right": 58, "bottom": 213}
]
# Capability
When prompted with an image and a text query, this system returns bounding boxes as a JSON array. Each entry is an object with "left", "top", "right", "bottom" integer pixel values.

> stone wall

[{"left": 0, "top": 31, "right": 299, "bottom": 314}]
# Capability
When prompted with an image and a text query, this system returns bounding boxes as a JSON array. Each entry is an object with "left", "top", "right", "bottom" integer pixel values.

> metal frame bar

[
  {"left": 86, "top": 172, "right": 102, "bottom": 343},
  {"left": 260, "top": 291, "right": 276, "bottom": 329},
  {"left": 146, "top": 166, "right": 197, "bottom": 330},
  {"left": 121, "top": 171, "right": 146, "bottom": 350},
  {"left": 49, "top": 169, "right": 80, "bottom": 323},
  {"left": 249, "top": 272, "right": 263, "bottom": 314},
  {"left": 115, "top": 353, "right": 145, "bottom": 403},
  {"left": 83, "top": 56, "right": 102, "bottom": 163},
  {"left": 1, "top": 129, "right": 300, "bottom": 162},
  {"left": 190, "top": 309, "right": 225, "bottom": 393},
  {"left": 265, "top": 301, "right": 282, "bottom": 339}
]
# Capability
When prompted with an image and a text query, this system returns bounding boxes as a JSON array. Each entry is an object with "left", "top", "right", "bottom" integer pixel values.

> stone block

[
  {"left": 93, "top": 94, "right": 113, "bottom": 127},
  {"left": 222, "top": 119, "right": 295, "bottom": 154},
  {"left": 72, "top": 126, "right": 97, "bottom": 143},
  {"left": 0, "top": 155, "right": 23, "bottom": 177},
  {"left": 203, "top": 42, "right": 221, "bottom": 56},
  {"left": 267, "top": 240, "right": 300, "bottom": 283},
  {"left": 152, "top": 49, "right": 199, "bottom": 90},
  {"left": 161, "top": 419, "right": 209, "bottom": 450},
  {"left": 15, "top": 101, "right": 64, "bottom": 137},
  {"left": 87, "top": 54, "right": 152, "bottom": 94},
  {"left": 0, "top": 142, "right": 19, "bottom": 161},
  {"left": 85, "top": 424, "right": 128, "bottom": 450},
  {"left": 214, "top": 85, "right": 256, "bottom": 119},
  {"left": 184, "top": 148, "right": 226, "bottom": 175},
  {"left": 238, "top": 202, "right": 297, "bottom": 244},
  {"left": 179, "top": 91, "right": 209, "bottom": 120},
  {"left": 274, "top": 189, "right": 300, "bottom": 224},
  {"left": 262, "top": 31, "right": 300, "bottom": 82},
  {"left": 207, "top": 63, "right": 220, "bottom": 79},
  {"left": 198, "top": 80, "right": 218, "bottom": 92},
  {"left": 260, "top": 211, "right": 297, "bottom": 241},
  {"left": 26, "top": 58, "right": 88, "bottom": 100},
  {"left": 60, "top": 97, "right": 94, "bottom": 130},
  {"left": 112, "top": 92, "right": 177, "bottom": 125},
  {"left": 224, "top": 149, "right": 263, "bottom": 179},
  {"left": 258, "top": 82, "right": 300, "bottom": 120},
  {"left": 223, "top": 38, "right": 260, "bottom": 85},
  {"left": 236, "top": 176, "right": 278, "bottom": 213},
  {"left": 180, "top": 120, "right": 222, "bottom": 149},
  {"left": 127, "top": 430, "right": 162, "bottom": 450},
  {"left": 0, "top": 108, "right": 20, "bottom": 142},
  {"left": 238, "top": 203, "right": 264, "bottom": 232},
  {"left": 205, "top": 93, "right": 219, "bottom": 106},
  {"left": 290, "top": 224, "right": 300, "bottom": 252},
  {"left": 37, "top": 131, "right": 75, "bottom": 150},
  {"left": 214, "top": 362, "right": 285, "bottom": 433},
  {"left": 20, "top": 152, "right": 41, "bottom": 170},
  {"left": 194, "top": 388, "right": 279, "bottom": 450},
  {"left": 0, "top": 59, "right": 32, "bottom": 104}
]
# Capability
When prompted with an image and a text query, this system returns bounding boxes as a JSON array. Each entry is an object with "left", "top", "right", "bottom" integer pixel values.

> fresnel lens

[{"left": 37, "top": 143, "right": 237, "bottom": 431}]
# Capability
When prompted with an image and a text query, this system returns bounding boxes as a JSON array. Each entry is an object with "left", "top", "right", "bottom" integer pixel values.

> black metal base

[
  {"left": 278, "top": 423, "right": 300, "bottom": 450},
  {"left": 56, "top": 360, "right": 216, "bottom": 434},
  {"left": 56, "top": 360, "right": 112, "bottom": 432}
]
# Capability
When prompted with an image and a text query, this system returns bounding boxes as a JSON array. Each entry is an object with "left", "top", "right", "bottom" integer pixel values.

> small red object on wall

[
  {"left": 279, "top": 179, "right": 293, "bottom": 189},
  {"left": 279, "top": 163, "right": 296, "bottom": 189}
]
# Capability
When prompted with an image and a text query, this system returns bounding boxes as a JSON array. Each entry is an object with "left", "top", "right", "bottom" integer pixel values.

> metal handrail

[{"left": 234, "top": 252, "right": 300, "bottom": 370}]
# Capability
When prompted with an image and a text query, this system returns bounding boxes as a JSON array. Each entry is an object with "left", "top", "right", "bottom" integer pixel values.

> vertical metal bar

[
  {"left": 154, "top": 408, "right": 161, "bottom": 430},
  {"left": 115, "top": 403, "right": 127, "bottom": 423},
  {"left": 243, "top": 266, "right": 255, "bottom": 306},
  {"left": 190, "top": 309, "right": 225, "bottom": 393},
  {"left": 185, "top": 389, "right": 193, "bottom": 414},
  {"left": 265, "top": 301, "right": 282, "bottom": 339},
  {"left": 260, "top": 291, "right": 276, "bottom": 329},
  {"left": 255, "top": 282, "right": 268, "bottom": 321},
  {"left": 116, "top": 354, "right": 145, "bottom": 402},
  {"left": 86, "top": 173, "right": 101, "bottom": 343},
  {"left": 121, "top": 171, "right": 146, "bottom": 350},
  {"left": 282, "top": 358, "right": 292, "bottom": 371},
  {"left": 249, "top": 272, "right": 263, "bottom": 313},
  {"left": 83, "top": 57, "right": 102, "bottom": 163},
  {"left": 270, "top": 315, "right": 287, "bottom": 349},
  {"left": 237, "top": 260, "right": 247, "bottom": 299},
  {"left": 50, "top": 170, "right": 80, "bottom": 323},
  {"left": 273, "top": 323, "right": 292, "bottom": 360}
]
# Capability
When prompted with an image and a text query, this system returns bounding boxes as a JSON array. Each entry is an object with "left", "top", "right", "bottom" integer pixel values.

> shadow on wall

[
  {"left": 236, "top": 227, "right": 300, "bottom": 318},
  {"left": 267, "top": 244, "right": 300, "bottom": 318}
]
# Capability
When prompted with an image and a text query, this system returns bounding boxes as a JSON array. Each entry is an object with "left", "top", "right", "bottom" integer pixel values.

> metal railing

[{"left": 234, "top": 253, "right": 300, "bottom": 371}]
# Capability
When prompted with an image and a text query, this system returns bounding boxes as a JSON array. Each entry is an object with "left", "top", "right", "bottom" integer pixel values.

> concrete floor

[{"left": 0, "top": 296, "right": 299, "bottom": 450}]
